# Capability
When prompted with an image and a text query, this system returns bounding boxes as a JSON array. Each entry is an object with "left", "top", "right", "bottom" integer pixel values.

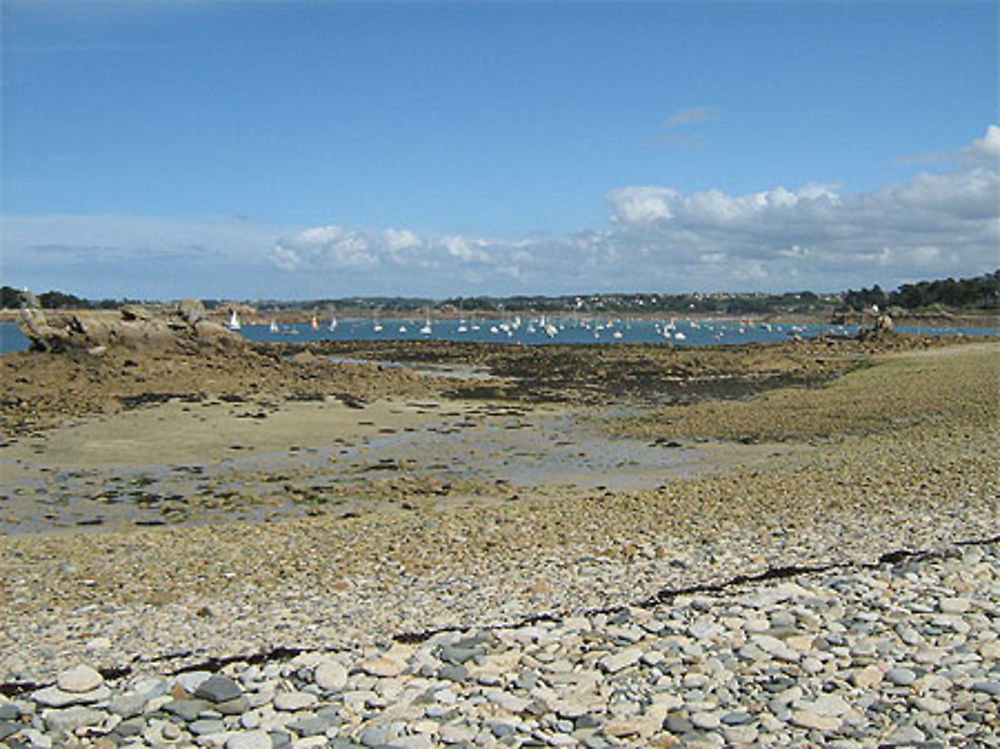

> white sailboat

[
  {"left": 269, "top": 319, "right": 279, "bottom": 333},
  {"left": 328, "top": 316, "right": 338, "bottom": 332},
  {"left": 227, "top": 310, "right": 241, "bottom": 330}
]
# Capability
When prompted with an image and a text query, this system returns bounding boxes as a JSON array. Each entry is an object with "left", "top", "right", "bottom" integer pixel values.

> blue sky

[{"left": 2, "top": 1, "right": 998, "bottom": 300}]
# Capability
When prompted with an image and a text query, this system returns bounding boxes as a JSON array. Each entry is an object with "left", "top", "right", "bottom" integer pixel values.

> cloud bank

[
  {"left": 270, "top": 125, "right": 999, "bottom": 295},
  {"left": 4, "top": 127, "right": 997, "bottom": 299}
]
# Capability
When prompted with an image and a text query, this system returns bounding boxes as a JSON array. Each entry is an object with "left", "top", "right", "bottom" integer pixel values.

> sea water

[{"left": 0, "top": 317, "right": 995, "bottom": 355}]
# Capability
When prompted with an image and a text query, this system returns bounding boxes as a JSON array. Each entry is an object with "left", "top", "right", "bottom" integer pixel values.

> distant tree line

[
  {"left": 843, "top": 270, "right": 999, "bottom": 311},
  {"left": 438, "top": 291, "right": 828, "bottom": 316},
  {"left": 255, "top": 297, "right": 436, "bottom": 313},
  {"left": 5, "top": 269, "right": 998, "bottom": 314},
  {"left": 1, "top": 286, "right": 123, "bottom": 310}
]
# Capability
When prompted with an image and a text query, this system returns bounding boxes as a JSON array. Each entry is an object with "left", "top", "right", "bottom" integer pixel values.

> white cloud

[
  {"left": 442, "top": 235, "right": 490, "bottom": 263},
  {"left": 663, "top": 106, "right": 720, "bottom": 128},
  {"left": 653, "top": 106, "right": 721, "bottom": 148},
  {"left": 968, "top": 124, "right": 1000, "bottom": 160},
  {"left": 269, "top": 225, "right": 510, "bottom": 281},
  {"left": 4, "top": 127, "right": 997, "bottom": 299},
  {"left": 268, "top": 125, "right": 997, "bottom": 293},
  {"left": 384, "top": 228, "right": 421, "bottom": 253},
  {"left": 270, "top": 244, "right": 301, "bottom": 272},
  {"left": 605, "top": 187, "right": 677, "bottom": 224}
]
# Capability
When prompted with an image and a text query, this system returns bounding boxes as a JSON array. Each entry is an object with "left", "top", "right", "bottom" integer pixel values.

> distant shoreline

[{"left": 2, "top": 306, "right": 998, "bottom": 328}]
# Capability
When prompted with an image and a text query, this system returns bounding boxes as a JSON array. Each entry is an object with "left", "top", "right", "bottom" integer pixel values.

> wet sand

[{"left": 0, "top": 395, "right": 802, "bottom": 534}]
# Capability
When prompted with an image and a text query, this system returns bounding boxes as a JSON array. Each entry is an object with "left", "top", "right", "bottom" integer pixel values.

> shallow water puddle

[{"left": 0, "top": 397, "right": 707, "bottom": 534}]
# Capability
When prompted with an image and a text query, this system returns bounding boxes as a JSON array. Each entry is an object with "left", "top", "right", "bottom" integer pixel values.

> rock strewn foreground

[
  {"left": 2, "top": 338, "right": 997, "bottom": 747},
  {"left": 2, "top": 542, "right": 997, "bottom": 748},
  {"left": 1, "top": 343, "right": 997, "bottom": 682},
  {"left": 2, "top": 410, "right": 996, "bottom": 687}
]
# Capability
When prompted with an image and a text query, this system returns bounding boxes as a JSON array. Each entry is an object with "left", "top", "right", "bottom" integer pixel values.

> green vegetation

[
  {"left": 0, "top": 286, "right": 121, "bottom": 310},
  {"left": 843, "top": 270, "right": 999, "bottom": 312}
]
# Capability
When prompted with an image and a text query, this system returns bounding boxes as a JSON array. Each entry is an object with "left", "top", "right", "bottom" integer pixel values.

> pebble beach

[{"left": 2, "top": 542, "right": 997, "bottom": 748}]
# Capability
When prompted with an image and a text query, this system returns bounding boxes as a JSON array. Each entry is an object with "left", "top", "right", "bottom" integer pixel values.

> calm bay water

[
  {"left": 241, "top": 317, "right": 852, "bottom": 347},
  {"left": 0, "top": 322, "right": 30, "bottom": 354},
  {"left": 1, "top": 317, "right": 995, "bottom": 356}
]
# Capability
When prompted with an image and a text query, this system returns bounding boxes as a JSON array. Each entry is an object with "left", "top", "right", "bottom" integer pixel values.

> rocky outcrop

[{"left": 17, "top": 300, "right": 239, "bottom": 354}]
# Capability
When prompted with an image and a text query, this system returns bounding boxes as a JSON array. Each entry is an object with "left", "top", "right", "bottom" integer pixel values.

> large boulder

[
  {"left": 176, "top": 299, "right": 207, "bottom": 325},
  {"left": 16, "top": 298, "right": 242, "bottom": 354},
  {"left": 120, "top": 304, "right": 155, "bottom": 322},
  {"left": 874, "top": 313, "right": 894, "bottom": 332},
  {"left": 17, "top": 308, "right": 70, "bottom": 352}
]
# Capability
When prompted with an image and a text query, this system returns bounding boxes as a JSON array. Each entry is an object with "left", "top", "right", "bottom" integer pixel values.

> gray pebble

[
  {"left": 189, "top": 718, "right": 227, "bottom": 735},
  {"left": 195, "top": 674, "right": 244, "bottom": 704},
  {"left": 886, "top": 668, "right": 917, "bottom": 687},
  {"left": 226, "top": 730, "right": 274, "bottom": 749},
  {"left": 163, "top": 698, "right": 210, "bottom": 722},
  {"left": 970, "top": 681, "right": 1000, "bottom": 696}
]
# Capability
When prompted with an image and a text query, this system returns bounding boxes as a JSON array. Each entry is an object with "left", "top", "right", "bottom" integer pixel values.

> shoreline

[{"left": 2, "top": 307, "right": 998, "bottom": 328}]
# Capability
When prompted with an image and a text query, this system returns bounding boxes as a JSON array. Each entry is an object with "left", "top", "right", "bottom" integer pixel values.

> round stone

[
  {"left": 161, "top": 722, "right": 181, "bottom": 740},
  {"left": 885, "top": 668, "right": 917, "bottom": 687},
  {"left": 56, "top": 665, "right": 104, "bottom": 694},
  {"left": 314, "top": 659, "right": 348, "bottom": 691}
]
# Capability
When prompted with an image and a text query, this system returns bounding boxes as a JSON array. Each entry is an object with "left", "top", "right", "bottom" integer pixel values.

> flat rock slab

[
  {"left": 42, "top": 706, "right": 107, "bottom": 733},
  {"left": 31, "top": 684, "right": 111, "bottom": 708}
]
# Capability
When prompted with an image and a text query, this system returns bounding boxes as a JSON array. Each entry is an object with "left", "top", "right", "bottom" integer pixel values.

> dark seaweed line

[{"left": 2, "top": 533, "right": 997, "bottom": 698}]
